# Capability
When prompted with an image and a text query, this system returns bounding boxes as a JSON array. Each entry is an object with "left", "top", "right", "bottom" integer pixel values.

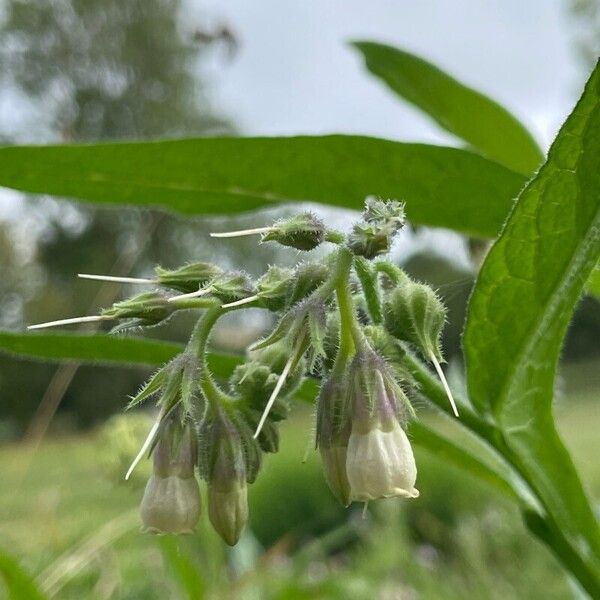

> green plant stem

[
  {"left": 524, "top": 510, "right": 600, "bottom": 598},
  {"left": 188, "top": 302, "right": 232, "bottom": 405},
  {"left": 330, "top": 247, "right": 370, "bottom": 373},
  {"left": 374, "top": 261, "right": 408, "bottom": 284},
  {"left": 354, "top": 256, "right": 382, "bottom": 324}
]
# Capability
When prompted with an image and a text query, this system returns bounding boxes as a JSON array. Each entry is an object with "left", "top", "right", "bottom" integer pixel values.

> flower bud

[
  {"left": 140, "top": 420, "right": 201, "bottom": 534},
  {"left": 345, "top": 348, "right": 418, "bottom": 502},
  {"left": 156, "top": 262, "right": 223, "bottom": 294},
  {"left": 347, "top": 223, "right": 392, "bottom": 259},
  {"left": 202, "top": 411, "right": 252, "bottom": 545},
  {"left": 208, "top": 479, "right": 249, "bottom": 546},
  {"left": 261, "top": 212, "right": 326, "bottom": 251},
  {"left": 103, "top": 291, "right": 174, "bottom": 327},
  {"left": 383, "top": 280, "right": 446, "bottom": 361},
  {"left": 287, "top": 262, "right": 329, "bottom": 305},
  {"left": 210, "top": 272, "right": 254, "bottom": 304},
  {"left": 251, "top": 296, "right": 327, "bottom": 372},
  {"left": 316, "top": 375, "right": 351, "bottom": 506},
  {"left": 256, "top": 265, "right": 295, "bottom": 312},
  {"left": 347, "top": 199, "right": 406, "bottom": 259},
  {"left": 362, "top": 198, "right": 405, "bottom": 232}
]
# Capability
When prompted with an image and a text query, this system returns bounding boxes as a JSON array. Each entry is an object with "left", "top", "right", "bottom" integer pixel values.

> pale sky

[
  {"left": 199, "top": 0, "right": 586, "bottom": 149},
  {"left": 0, "top": 0, "right": 592, "bottom": 268}
]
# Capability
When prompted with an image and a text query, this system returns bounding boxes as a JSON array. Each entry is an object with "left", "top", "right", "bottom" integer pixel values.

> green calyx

[
  {"left": 156, "top": 262, "right": 223, "bottom": 293},
  {"left": 383, "top": 279, "right": 447, "bottom": 361},
  {"left": 261, "top": 212, "right": 326, "bottom": 251},
  {"left": 102, "top": 291, "right": 174, "bottom": 328}
]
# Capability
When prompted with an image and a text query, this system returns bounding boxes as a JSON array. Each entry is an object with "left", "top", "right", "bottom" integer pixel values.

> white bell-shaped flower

[
  {"left": 140, "top": 419, "right": 201, "bottom": 534},
  {"left": 346, "top": 355, "right": 419, "bottom": 503},
  {"left": 346, "top": 420, "right": 419, "bottom": 502},
  {"left": 141, "top": 474, "right": 201, "bottom": 534}
]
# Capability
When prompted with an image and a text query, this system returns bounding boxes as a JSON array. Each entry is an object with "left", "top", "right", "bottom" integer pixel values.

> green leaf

[
  {"left": 0, "top": 551, "right": 47, "bottom": 600},
  {"left": 464, "top": 60, "right": 600, "bottom": 577},
  {"left": 0, "top": 331, "right": 240, "bottom": 379},
  {"left": 0, "top": 136, "right": 525, "bottom": 238},
  {"left": 0, "top": 331, "right": 182, "bottom": 366},
  {"left": 409, "top": 421, "right": 533, "bottom": 506},
  {"left": 352, "top": 41, "right": 543, "bottom": 175}
]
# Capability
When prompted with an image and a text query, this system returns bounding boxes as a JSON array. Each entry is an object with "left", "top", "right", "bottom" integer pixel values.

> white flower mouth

[{"left": 346, "top": 423, "right": 419, "bottom": 502}]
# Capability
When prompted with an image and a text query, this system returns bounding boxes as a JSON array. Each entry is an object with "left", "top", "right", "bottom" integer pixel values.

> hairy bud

[
  {"left": 383, "top": 280, "right": 446, "bottom": 361},
  {"left": 103, "top": 291, "right": 174, "bottom": 328},
  {"left": 202, "top": 411, "right": 252, "bottom": 545},
  {"left": 316, "top": 374, "right": 351, "bottom": 506},
  {"left": 210, "top": 272, "right": 255, "bottom": 304},
  {"left": 156, "top": 262, "right": 223, "bottom": 294},
  {"left": 287, "top": 262, "right": 329, "bottom": 305},
  {"left": 262, "top": 212, "right": 326, "bottom": 251},
  {"left": 256, "top": 265, "right": 295, "bottom": 311},
  {"left": 347, "top": 198, "right": 406, "bottom": 259}
]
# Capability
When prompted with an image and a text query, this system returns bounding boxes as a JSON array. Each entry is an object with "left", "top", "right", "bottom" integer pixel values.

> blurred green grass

[{"left": 0, "top": 396, "right": 598, "bottom": 599}]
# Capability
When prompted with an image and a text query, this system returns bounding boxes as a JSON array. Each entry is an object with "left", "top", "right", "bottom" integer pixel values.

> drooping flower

[
  {"left": 345, "top": 348, "right": 419, "bottom": 502},
  {"left": 201, "top": 410, "right": 254, "bottom": 546},
  {"left": 140, "top": 419, "right": 201, "bottom": 534},
  {"left": 316, "top": 374, "right": 352, "bottom": 506}
]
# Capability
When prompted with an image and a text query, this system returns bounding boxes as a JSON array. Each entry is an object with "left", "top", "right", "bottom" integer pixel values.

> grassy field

[{"left": 0, "top": 396, "right": 598, "bottom": 599}]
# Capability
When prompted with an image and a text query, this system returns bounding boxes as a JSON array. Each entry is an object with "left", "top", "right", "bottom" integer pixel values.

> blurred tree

[{"left": 0, "top": 0, "right": 236, "bottom": 434}]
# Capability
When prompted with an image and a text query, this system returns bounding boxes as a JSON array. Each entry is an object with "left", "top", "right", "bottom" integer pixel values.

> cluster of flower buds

[{"left": 29, "top": 200, "right": 458, "bottom": 544}]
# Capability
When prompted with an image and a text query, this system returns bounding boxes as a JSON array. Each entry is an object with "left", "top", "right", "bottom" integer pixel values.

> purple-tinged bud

[
  {"left": 345, "top": 349, "right": 418, "bottom": 502},
  {"left": 140, "top": 421, "right": 201, "bottom": 534},
  {"left": 316, "top": 375, "right": 351, "bottom": 506},
  {"left": 201, "top": 411, "right": 254, "bottom": 546},
  {"left": 208, "top": 473, "right": 248, "bottom": 546}
]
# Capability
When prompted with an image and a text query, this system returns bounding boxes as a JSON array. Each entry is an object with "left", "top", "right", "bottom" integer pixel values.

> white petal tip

[
  {"left": 221, "top": 295, "right": 259, "bottom": 308},
  {"left": 210, "top": 226, "right": 272, "bottom": 238}
]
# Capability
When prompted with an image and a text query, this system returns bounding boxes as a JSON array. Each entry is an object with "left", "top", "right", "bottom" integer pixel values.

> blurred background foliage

[{"left": 0, "top": 0, "right": 599, "bottom": 598}]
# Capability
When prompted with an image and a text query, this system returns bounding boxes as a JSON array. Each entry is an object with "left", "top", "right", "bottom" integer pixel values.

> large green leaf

[
  {"left": 0, "top": 331, "right": 240, "bottom": 378},
  {"left": 0, "top": 331, "right": 182, "bottom": 367},
  {"left": 0, "top": 136, "right": 525, "bottom": 237},
  {"left": 352, "top": 41, "right": 543, "bottom": 175},
  {"left": 464, "top": 60, "right": 600, "bottom": 576}
]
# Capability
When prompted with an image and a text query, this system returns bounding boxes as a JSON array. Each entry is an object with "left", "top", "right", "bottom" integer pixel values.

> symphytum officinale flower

[
  {"left": 202, "top": 410, "right": 253, "bottom": 546},
  {"left": 345, "top": 347, "right": 419, "bottom": 502},
  {"left": 140, "top": 419, "right": 201, "bottom": 534},
  {"left": 316, "top": 372, "right": 352, "bottom": 506}
]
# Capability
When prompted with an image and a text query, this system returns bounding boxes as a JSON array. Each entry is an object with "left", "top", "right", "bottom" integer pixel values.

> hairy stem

[
  {"left": 354, "top": 256, "right": 382, "bottom": 324},
  {"left": 188, "top": 302, "right": 231, "bottom": 405}
]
